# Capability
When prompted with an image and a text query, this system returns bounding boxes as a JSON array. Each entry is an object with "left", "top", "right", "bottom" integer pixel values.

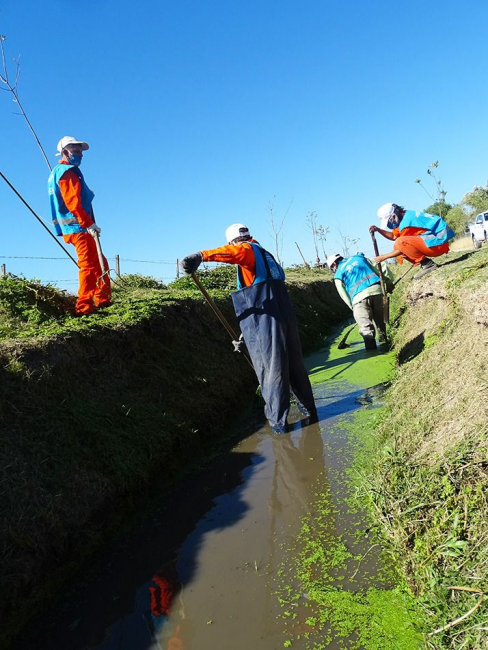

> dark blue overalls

[{"left": 231, "top": 244, "right": 316, "bottom": 429}]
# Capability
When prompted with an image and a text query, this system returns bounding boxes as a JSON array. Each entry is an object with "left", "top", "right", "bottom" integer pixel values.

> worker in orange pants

[
  {"left": 392, "top": 235, "right": 449, "bottom": 264},
  {"left": 48, "top": 136, "right": 111, "bottom": 315},
  {"left": 370, "top": 203, "right": 454, "bottom": 280},
  {"left": 63, "top": 232, "right": 111, "bottom": 314}
]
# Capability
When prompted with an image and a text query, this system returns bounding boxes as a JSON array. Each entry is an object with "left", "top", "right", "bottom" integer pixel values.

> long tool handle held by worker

[
  {"left": 191, "top": 273, "right": 254, "bottom": 369},
  {"left": 393, "top": 264, "right": 415, "bottom": 287},
  {"left": 370, "top": 231, "right": 389, "bottom": 323},
  {"left": 337, "top": 322, "right": 357, "bottom": 349},
  {"left": 0, "top": 170, "right": 79, "bottom": 267},
  {"left": 92, "top": 231, "right": 115, "bottom": 300},
  {"left": 93, "top": 231, "right": 107, "bottom": 275}
]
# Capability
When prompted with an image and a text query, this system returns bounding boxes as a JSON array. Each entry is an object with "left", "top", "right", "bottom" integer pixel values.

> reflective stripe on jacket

[
  {"left": 47, "top": 163, "right": 95, "bottom": 236},
  {"left": 399, "top": 210, "right": 455, "bottom": 248},
  {"left": 334, "top": 253, "right": 380, "bottom": 302},
  {"left": 236, "top": 243, "right": 285, "bottom": 289}
]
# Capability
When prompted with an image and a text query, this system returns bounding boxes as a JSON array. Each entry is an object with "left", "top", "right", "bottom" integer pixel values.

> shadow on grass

[
  {"left": 397, "top": 332, "right": 425, "bottom": 365},
  {"left": 439, "top": 251, "right": 477, "bottom": 267}
]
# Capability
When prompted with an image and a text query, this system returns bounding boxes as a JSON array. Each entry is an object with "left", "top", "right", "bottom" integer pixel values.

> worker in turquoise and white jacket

[
  {"left": 47, "top": 136, "right": 111, "bottom": 315},
  {"left": 328, "top": 252, "right": 393, "bottom": 351},
  {"left": 370, "top": 203, "right": 455, "bottom": 279}
]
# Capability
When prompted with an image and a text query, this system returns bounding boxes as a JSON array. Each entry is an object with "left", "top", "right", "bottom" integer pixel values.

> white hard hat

[
  {"left": 377, "top": 202, "right": 395, "bottom": 229},
  {"left": 225, "top": 223, "right": 251, "bottom": 243},
  {"left": 327, "top": 253, "right": 343, "bottom": 270},
  {"left": 56, "top": 136, "right": 89, "bottom": 156}
]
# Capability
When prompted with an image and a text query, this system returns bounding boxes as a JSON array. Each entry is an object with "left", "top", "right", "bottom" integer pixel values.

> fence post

[
  {"left": 1, "top": 263, "right": 6, "bottom": 276},
  {"left": 115, "top": 254, "right": 120, "bottom": 276},
  {"left": 176, "top": 259, "right": 180, "bottom": 279}
]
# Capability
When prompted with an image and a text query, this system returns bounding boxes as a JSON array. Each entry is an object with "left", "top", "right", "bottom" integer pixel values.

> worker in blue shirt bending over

[{"left": 328, "top": 252, "right": 393, "bottom": 351}]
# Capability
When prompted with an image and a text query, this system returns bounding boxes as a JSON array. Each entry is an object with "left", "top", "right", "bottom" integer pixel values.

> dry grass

[
  {"left": 364, "top": 247, "right": 488, "bottom": 649},
  {"left": 387, "top": 249, "right": 488, "bottom": 461}
]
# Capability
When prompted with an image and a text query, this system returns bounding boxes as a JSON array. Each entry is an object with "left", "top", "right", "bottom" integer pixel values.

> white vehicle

[{"left": 469, "top": 212, "right": 488, "bottom": 249}]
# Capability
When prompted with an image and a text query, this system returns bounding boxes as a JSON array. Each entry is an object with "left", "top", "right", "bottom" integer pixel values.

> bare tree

[
  {"left": 0, "top": 35, "right": 51, "bottom": 171},
  {"left": 268, "top": 195, "right": 293, "bottom": 266},
  {"left": 337, "top": 227, "right": 359, "bottom": 257},
  {"left": 415, "top": 160, "right": 448, "bottom": 217},
  {"left": 317, "top": 224, "right": 329, "bottom": 261},
  {"left": 306, "top": 211, "right": 328, "bottom": 266}
]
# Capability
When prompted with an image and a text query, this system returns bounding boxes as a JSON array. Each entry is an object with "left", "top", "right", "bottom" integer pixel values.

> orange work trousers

[
  {"left": 63, "top": 232, "right": 111, "bottom": 314},
  {"left": 393, "top": 236, "right": 450, "bottom": 265}
]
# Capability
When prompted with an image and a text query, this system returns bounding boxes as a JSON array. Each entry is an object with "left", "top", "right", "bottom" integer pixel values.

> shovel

[{"left": 337, "top": 322, "right": 357, "bottom": 349}]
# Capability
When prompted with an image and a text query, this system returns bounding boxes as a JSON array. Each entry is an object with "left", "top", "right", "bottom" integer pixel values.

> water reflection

[
  {"left": 17, "top": 449, "right": 261, "bottom": 650},
  {"left": 96, "top": 561, "right": 184, "bottom": 650},
  {"left": 149, "top": 421, "right": 335, "bottom": 650},
  {"left": 15, "top": 377, "right": 372, "bottom": 650}
]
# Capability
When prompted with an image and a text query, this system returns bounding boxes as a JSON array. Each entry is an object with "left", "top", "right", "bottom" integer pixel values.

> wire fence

[
  {"left": 0, "top": 255, "right": 179, "bottom": 285},
  {"left": 0, "top": 255, "right": 221, "bottom": 286}
]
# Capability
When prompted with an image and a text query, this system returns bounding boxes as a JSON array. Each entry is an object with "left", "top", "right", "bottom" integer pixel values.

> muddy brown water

[{"left": 17, "top": 376, "right": 385, "bottom": 650}]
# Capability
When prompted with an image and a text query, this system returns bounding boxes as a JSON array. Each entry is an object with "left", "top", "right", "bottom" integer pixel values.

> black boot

[
  {"left": 363, "top": 335, "right": 377, "bottom": 350},
  {"left": 414, "top": 258, "right": 437, "bottom": 280}
]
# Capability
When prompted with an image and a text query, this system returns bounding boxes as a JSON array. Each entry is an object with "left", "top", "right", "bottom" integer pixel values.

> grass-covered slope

[
  {"left": 361, "top": 248, "right": 488, "bottom": 649},
  {"left": 0, "top": 266, "right": 349, "bottom": 648}
]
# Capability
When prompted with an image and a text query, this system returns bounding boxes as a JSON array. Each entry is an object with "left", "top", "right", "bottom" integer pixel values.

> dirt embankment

[
  {"left": 0, "top": 270, "right": 349, "bottom": 648},
  {"left": 368, "top": 247, "right": 488, "bottom": 649}
]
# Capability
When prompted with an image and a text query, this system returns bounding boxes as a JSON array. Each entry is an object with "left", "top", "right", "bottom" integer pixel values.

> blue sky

[{"left": 1, "top": 0, "right": 488, "bottom": 288}]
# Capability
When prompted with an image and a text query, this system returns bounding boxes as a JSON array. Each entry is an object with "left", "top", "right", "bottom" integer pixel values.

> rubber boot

[{"left": 363, "top": 335, "right": 377, "bottom": 350}]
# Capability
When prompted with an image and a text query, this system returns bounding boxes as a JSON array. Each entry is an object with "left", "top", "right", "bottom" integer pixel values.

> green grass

[{"left": 351, "top": 248, "right": 488, "bottom": 649}]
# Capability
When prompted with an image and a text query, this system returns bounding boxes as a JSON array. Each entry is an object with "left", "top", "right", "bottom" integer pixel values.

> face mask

[
  {"left": 67, "top": 154, "right": 82, "bottom": 166},
  {"left": 387, "top": 213, "right": 401, "bottom": 229}
]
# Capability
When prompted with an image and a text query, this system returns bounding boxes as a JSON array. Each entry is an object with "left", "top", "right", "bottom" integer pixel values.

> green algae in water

[
  {"left": 307, "top": 328, "right": 396, "bottom": 389},
  {"left": 308, "top": 586, "right": 422, "bottom": 649},
  {"left": 275, "top": 327, "right": 425, "bottom": 649},
  {"left": 277, "top": 483, "right": 423, "bottom": 649}
]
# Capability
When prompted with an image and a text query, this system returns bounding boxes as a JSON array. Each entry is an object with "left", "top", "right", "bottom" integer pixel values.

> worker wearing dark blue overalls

[{"left": 181, "top": 224, "right": 317, "bottom": 433}]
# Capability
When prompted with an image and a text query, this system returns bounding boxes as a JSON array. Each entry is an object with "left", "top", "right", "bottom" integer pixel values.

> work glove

[
  {"left": 232, "top": 334, "right": 246, "bottom": 354},
  {"left": 181, "top": 252, "right": 203, "bottom": 275},
  {"left": 87, "top": 223, "right": 102, "bottom": 236}
]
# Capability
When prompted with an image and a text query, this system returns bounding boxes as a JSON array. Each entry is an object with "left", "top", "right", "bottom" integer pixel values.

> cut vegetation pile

[{"left": 0, "top": 265, "right": 349, "bottom": 649}]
